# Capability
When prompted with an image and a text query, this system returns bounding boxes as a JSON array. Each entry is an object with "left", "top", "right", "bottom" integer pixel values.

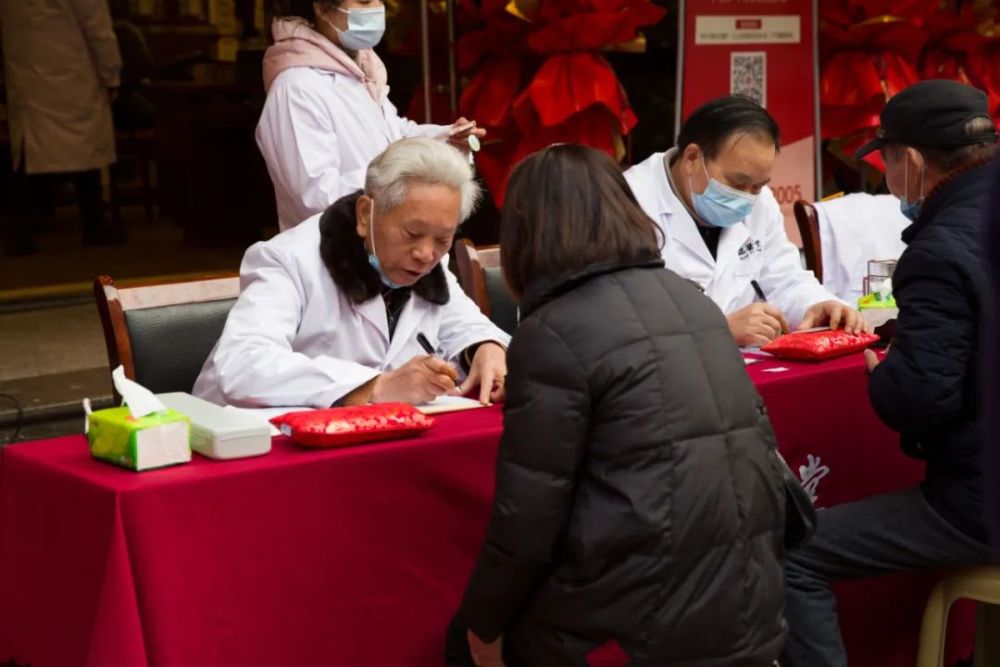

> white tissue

[
  {"left": 873, "top": 277, "right": 893, "bottom": 301},
  {"left": 112, "top": 365, "right": 167, "bottom": 419}
]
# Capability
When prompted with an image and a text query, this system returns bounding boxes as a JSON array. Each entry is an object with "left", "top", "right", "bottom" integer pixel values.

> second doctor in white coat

[
  {"left": 626, "top": 95, "right": 863, "bottom": 346},
  {"left": 258, "top": 0, "right": 486, "bottom": 230},
  {"left": 194, "top": 138, "right": 510, "bottom": 408}
]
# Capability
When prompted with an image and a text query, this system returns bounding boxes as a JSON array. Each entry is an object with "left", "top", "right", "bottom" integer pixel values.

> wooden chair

[
  {"left": 793, "top": 199, "right": 823, "bottom": 283},
  {"left": 917, "top": 566, "right": 1000, "bottom": 667},
  {"left": 94, "top": 273, "right": 240, "bottom": 399},
  {"left": 453, "top": 240, "right": 518, "bottom": 334}
]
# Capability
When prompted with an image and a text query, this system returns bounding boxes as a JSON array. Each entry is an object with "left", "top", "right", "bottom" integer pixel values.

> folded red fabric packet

[
  {"left": 761, "top": 330, "right": 880, "bottom": 361},
  {"left": 271, "top": 403, "right": 435, "bottom": 448}
]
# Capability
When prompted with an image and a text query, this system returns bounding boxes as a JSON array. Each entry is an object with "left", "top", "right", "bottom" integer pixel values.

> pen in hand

[
  {"left": 749, "top": 280, "right": 796, "bottom": 336},
  {"left": 417, "top": 332, "right": 463, "bottom": 399},
  {"left": 416, "top": 332, "right": 436, "bottom": 356}
]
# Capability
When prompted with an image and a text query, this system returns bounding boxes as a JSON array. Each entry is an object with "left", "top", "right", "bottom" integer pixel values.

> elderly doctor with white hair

[{"left": 194, "top": 138, "right": 510, "bottom": 408}]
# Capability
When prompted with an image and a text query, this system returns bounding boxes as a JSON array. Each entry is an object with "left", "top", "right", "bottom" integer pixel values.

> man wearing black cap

[{"left": 784, "top": 79, "right": 997, "bottom": 667}]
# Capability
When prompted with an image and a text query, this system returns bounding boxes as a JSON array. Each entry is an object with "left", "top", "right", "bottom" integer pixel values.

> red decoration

[
  {"left": 457, "top": 0, "right": 666, "bottom": 205},
  {"left": 271, "top": 404, "right": 435, "bottom": 448},
  {"left": 762, "top": 330, "right": 880, "bottom": 361},
  {"left": 819, "top": 1, "right": 1000, "bottom": 172}
]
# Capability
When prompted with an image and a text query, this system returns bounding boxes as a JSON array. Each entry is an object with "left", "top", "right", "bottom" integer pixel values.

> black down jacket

[
  {"left": 868, "top": 162, "right": 994, "bottom": 543},
  {"left": 458, "top": 260, "right": 787, "bottom": 667}
]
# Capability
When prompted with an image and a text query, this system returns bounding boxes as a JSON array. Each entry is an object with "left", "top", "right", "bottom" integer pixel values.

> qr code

[{"left": 731, "top": 52, "right": 766, "bottom": 107}]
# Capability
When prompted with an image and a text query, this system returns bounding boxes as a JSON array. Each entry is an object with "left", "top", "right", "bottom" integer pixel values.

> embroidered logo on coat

[{"left": 737, "top": 238, "right": 764, "bottom": 261}]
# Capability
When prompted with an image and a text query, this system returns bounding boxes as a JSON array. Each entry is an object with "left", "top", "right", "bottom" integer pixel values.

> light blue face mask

[
  {"left": 366, "top": 202, "right": 404, "bottom": 289},
  {"left": 899, "top": 157, "right": 924, "bottom": 223},
  {"left": 332, "top": 5, "right": 385, "bottom": 51},
  {"left": 690, "top": 159, "right": 758, "bottom": 228}
]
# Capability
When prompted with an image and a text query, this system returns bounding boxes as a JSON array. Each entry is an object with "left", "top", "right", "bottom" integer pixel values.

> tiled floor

[
  {"left": 0, "top": 369, "right": 112, "bottom": 442},
  {"left": 0, "top": 303, "right": 114, "bottom": 442},
  {"left": 0, "top": 303, "right": 107, "bottom": 382}
]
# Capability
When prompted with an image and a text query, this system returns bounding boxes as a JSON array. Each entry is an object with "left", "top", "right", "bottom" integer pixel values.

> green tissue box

[{"left": 87, "top": 407, "right": 192, "bottom": 471}]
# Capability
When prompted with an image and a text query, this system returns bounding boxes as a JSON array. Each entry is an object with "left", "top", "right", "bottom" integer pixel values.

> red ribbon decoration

[
  {"left": 819, "top": 2, "right": 999, "bottom": 172},
  {"left": 458, "top": 0, "right": 665, "bottom": 205}
]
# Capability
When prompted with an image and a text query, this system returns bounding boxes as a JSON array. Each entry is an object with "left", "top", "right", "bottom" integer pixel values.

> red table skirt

[
  {"left": 747, "top": 352, "right": 974, "bottom": 667},
  {"left": 0, "top": 352, "right": 972, "bottom": 666}
]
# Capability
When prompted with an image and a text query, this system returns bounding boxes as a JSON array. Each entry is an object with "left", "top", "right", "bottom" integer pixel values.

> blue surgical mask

[
  {"left": 899, "top": 158, "right": 924, "bottom": 223},
  {"left": 690, "top": 159, "right": 758, "bottom": 228},
  {"left": 332, "top": 5, "right": 385, "bottom": 51},
  {"left": 366, "top": 201, "right": 404, "bottom": 289}
]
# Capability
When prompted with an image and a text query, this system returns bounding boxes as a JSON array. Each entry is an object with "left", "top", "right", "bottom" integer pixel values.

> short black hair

[
  {"left": 675, "top": 95, "right": 780, "bottom": 160},
  {"left": 273, "top": 0, "right": 341, "bottom": 19}
]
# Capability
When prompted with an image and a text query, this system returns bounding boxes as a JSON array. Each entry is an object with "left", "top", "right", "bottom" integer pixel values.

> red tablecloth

[
  {"left": 0, "top": 352, "right": 972, "bottom": 667},
  {"left": 747, "top": 351, "right": 973, "bottom": 667}
]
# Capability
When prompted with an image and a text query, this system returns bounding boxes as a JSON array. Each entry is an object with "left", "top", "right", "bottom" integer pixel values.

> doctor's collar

[
  {"left": 661, "top": 148, "right": 702, "bottom": 223},
  {"left": 318, "top": 191, "right": 451, "bottom": 306}
]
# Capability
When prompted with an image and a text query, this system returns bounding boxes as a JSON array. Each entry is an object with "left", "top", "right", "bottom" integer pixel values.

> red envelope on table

[
  {"left": 762, "top": 330, "right": 880, "bottom": 361},
  {"left": 271, "top": 403, "right": 435, "bottom": 448}
]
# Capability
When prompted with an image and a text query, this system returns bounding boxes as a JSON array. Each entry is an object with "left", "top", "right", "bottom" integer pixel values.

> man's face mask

[
  {"left": 690, "top": 157, "right": 758, "bottom": 228},
  {"left": 898, "top": 155, "right": 925, "bottom": 223}
]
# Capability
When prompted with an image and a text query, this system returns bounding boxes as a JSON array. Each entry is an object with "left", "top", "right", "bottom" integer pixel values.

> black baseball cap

[{"left": 855, "top": 79, "right": 996, "bottom": 158}]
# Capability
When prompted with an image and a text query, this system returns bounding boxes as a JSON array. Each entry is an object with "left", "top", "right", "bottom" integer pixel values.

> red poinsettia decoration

[
  {"left": 457, "top": 0, "right": 666, "bottom": 205},
  {"left": 820, "top": 0, "right": 1000, "bottom": 173},
  {"left": 819, "top": 13, "right": 927, "bottom": 170}
]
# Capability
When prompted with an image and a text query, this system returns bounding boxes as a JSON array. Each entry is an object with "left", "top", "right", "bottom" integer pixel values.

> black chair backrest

[
  {"left": 483, "top": 266, "right": 518, "bottom": 335},
  {"left": 124, "top": 298, "right": 237, "bottom": 394},
  {"left": 94, "top": 274, "right": 240, "bottom": 401}
]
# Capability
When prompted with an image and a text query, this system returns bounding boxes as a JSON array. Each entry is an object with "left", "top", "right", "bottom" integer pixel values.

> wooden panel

[{"left": 117, "top": 276, "right": 240, "bottom": 310}]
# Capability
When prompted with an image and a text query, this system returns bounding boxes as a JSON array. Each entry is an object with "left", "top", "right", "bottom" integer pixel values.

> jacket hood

[
  {"left": 519, "top": 258, "right": 665, "bottom": 318},
  {"left": 262, "top": 17, "right": 386, "bottom": 100}
]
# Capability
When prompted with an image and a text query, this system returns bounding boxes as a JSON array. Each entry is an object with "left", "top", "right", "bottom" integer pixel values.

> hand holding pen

[
  {"left": 366, "top": 333, "right": 457, "bottom": 404},
  {"left": 724, "top": 280, "right": 790, "bottom": 347}
]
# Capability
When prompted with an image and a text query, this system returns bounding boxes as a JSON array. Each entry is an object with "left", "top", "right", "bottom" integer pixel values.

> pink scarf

[{"left": 262, "top": 18, "right": 387, "bottom": 101}]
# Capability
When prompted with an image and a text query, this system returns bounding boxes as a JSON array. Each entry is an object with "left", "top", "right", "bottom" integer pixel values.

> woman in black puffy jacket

[{"left": 455, "top": 144, "right": 787, "bottom": 667}]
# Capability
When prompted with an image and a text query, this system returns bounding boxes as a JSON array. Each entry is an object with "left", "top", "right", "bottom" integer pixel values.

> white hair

[{"left": 364, "top": 138, "right": 481, "bottom": 222}]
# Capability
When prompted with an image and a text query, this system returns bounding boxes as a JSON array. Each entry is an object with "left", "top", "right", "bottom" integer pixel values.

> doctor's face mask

[
  {"left": 361, "top": 186, "right": 460, "bottom": 288},
  {"left": 318, "top": 1, "right": 385, "bottom": 51},
  {"left": 690, "top": 159, "right": 758, "bottom": 228},
  {"left": 686, "top": 135, "right": 774, "bottom": 228},
  {"left": 366, "top": 203, "right": 404, "bottom": 290}
]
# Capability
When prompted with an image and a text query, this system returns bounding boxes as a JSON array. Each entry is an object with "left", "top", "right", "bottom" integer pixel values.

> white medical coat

[
  {"left": 625, "top": 152, "right": 838, "bottom": 327},
  {"left": 256, "top": 67, "right": 446, "bottom": 230},
  {"left": 814, "top": 193, "right": 909, "bottom": 303},
  {"left": 193, "top": 214, "right": 511, "bottom": 407}
]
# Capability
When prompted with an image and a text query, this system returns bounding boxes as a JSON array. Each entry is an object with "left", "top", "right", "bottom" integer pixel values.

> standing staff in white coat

[
  {"left": 625, "top": 95, "right": 863, "bottom": 346},
  {"left": 258, "top": 0, "right": 486, "bottom": 230},
  {"left": 194, "top": 138, "right": 510, "bottom": 408},
  {"left": 1, "top": 0, "right": 123, "bottom": 255}
]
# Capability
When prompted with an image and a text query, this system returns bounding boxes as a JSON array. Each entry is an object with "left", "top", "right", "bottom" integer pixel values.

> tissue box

[
  {"left": 88, "top": 407, "right": 192, "bottom": 471},
  {"left": 858, "top": 292, "right": 897, "bottom": 310}
]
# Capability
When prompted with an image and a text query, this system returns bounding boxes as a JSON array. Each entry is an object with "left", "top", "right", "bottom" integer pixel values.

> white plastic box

[{"left": 156, "top": 392, "right": 272, "bottom": 460}]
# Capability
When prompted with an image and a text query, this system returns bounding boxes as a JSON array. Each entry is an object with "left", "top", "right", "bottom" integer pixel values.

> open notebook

[{"left": 414, "top": 395, "right": 486, "bottom": 414}]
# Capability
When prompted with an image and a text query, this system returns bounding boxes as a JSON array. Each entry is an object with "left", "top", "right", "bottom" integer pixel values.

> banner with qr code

[
  {"left": 678, "top": 0, "right": 818, "bottom": 247},
  {"left": 731, "top": 52, "right": 767, "bottom": 107}
]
